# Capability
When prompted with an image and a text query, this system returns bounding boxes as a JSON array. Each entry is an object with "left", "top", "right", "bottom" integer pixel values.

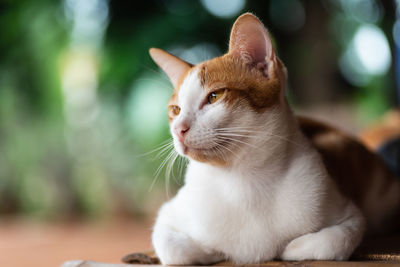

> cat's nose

[{"left": 175, "top": 123, "right": 190, "bottom": 142}]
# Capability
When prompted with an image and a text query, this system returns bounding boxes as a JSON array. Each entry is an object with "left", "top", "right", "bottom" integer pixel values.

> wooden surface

[
  {"left": 61, "top": 234, "right": 400, "bottom": 267},
  {"left": 61, "top": 260, "right": 400, "bottom": 267},
  {"left": 61, "top": 261, "right": 130, "bottom": 267}
]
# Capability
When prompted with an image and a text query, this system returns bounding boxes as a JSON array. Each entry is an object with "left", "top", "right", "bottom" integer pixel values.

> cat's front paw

[
  {"left": 153, "top": 225, "right": 222, "bottom": 265},
  {"left": 280, "top": 230, "right": 354, "bottom": 261}
]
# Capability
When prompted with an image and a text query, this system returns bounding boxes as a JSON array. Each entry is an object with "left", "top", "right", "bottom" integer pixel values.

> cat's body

[
  {"left": 299, "top": 116, "right": 400, "bottom": 233},
  {"left": 149, "top": 13, "right": 400, "bottom": 264}
]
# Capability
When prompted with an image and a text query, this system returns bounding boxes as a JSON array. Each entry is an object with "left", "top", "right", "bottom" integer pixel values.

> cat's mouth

[
  {"left": 176, "top": 137, "right": 217, "bottom": 154},
  {"left": 178, "top": 140, "right": 212, "bottom": 154}
]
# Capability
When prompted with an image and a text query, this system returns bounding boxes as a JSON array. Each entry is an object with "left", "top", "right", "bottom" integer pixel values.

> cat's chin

[
  {"left": 184, "top": 146, "right": 211, "bottom": 156},
  {"left": 183, "top": 146, "right": 229, "bottom": 166}
]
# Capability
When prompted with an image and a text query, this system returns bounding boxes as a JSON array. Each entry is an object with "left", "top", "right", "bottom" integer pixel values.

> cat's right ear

[{"left": 149, "top": 48, "right": 192, "bottom": 88}]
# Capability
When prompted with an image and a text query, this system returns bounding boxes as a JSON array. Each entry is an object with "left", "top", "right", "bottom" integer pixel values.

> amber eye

[
  {"left": 168, "top": 105, "right": 181, "bottom": 117},
  {"left": 208, "top": 89, "right": 225, "bottom": 104}
]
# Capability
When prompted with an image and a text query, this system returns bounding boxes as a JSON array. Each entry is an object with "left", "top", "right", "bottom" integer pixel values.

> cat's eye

[
  {"left": 169, "top": 105, "right": 181, "bottom": 117},
  {"left": 208, "top": 89, "right": 225, "bottom": 104}
]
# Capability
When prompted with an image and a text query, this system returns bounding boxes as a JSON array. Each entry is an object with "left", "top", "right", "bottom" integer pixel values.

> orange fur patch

[{"left": 198, "top": 54, "right": 283, "bottom": 111}]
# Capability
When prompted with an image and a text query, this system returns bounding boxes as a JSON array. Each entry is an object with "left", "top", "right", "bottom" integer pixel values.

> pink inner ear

[{"left": 229, "top": 14, "right": 274, "bottom": 67}]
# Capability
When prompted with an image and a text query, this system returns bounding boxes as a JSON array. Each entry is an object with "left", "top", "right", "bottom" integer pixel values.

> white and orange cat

[{"left": 149, "top": 13, "right": 400, "bottom": 264}]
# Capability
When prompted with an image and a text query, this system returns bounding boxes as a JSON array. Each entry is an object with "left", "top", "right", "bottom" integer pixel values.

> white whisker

[
  {"left": 149, "top": 148, "right": 175, "bottom": 193},
  {"left": 213, "top": 144, "right": 229, "bottom": 162},
  {"left": 136, "top": 139, "right": 173, "bottom": 158},
  {"left": 212, "top": 140, "right": 240, "bottom": 161},
  {"left": 155, "top": 143, "right": 175, "bottom": 159},
  {"left": 165, "top": 151, "right": 180, "bottom": 199},
  {"left": 217, "top": 128, "right": 304, "bottom": 148},
  {"left": 217, "top": 135, "right": 259, "bottom": 149}
]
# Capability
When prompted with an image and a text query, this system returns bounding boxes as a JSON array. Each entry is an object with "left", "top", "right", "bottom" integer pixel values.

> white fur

[{"left": 153, "top": 68, "right": 366, "bottom": 264}]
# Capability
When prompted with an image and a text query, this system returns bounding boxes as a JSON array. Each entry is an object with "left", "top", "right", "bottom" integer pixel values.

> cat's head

[{"left": 149, "top": 13, "right": 288, "bottom": 166}]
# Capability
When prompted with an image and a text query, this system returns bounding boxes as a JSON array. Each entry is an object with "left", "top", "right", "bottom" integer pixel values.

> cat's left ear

[{"left": 229, "top": 13, "right": 276, "bottom": 73}]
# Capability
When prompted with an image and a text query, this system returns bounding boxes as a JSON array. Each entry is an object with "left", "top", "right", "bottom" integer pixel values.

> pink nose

[{"left": 174, "top": 123, "right": 190, "bottom": 142}]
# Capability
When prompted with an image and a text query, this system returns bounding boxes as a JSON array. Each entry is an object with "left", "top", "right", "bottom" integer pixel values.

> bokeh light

[
  {"left": 353, "top": 24, "right": 391, "bottom": 76},
  {"left": 200, "top": 0, "right": 245, "bottom": 19},
  {"left": 339, "top": 24, "right": 391, "bottom": 86},
  {"left": 64, "top": 0, "right": 109, "bottom": 48}
]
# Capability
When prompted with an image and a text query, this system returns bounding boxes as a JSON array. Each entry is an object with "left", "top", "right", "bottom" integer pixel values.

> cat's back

[{"left": 297, "top": 116, "right": 400, "bottom": 233}]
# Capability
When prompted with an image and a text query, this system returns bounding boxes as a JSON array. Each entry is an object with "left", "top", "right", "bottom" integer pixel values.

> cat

[{"left": 148, "top": 13, "right": 400, "bottom": 264}]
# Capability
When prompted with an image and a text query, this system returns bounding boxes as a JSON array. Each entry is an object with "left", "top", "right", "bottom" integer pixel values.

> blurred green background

[{"left": 0, "top": 0, "right": 399, "bottom": 220}]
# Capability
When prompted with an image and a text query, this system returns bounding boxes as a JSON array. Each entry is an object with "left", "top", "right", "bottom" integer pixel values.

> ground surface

[{"left": 0, "top": 218, "right": 152, "bottom": 267}]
